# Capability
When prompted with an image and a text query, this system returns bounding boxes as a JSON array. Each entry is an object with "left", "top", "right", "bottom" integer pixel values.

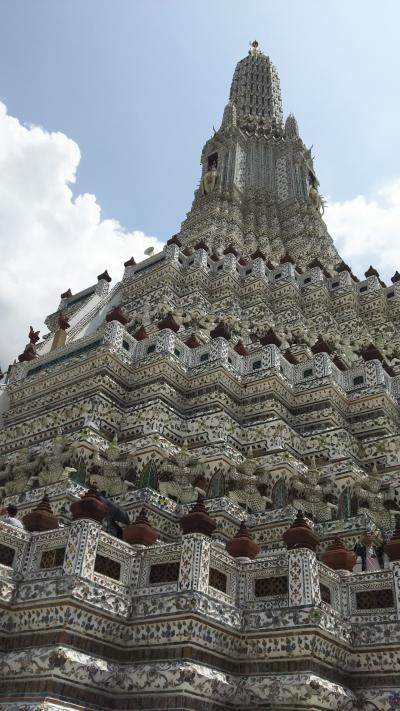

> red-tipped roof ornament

[
  {"left": 260, "top": 328, "right": 281, "bottom": 347},
  {"left": 282, "top": 510, "right": 320, "bottom": 552},
  {"left": 234, "top": 340, "right": 249, "bottom": 356},
  {"left": 97, "top": 270, "right": 112, "bottom": 283},
  {"left": 250, "top": 248, "right": 266, "bottom": 261},
  {"left": 284, "top": 349, "right": 298, "bottom": 365},
  {"left": 311, "top": 336, "right": 333, "bottom": 355},
  {"left": 28, "top": 326, "right": 40, "bottom": 344},
  {"left": 134, "top": 325, "right": 148, "bottom": 341},
  {"left": 23, "top": 494, "right": 59, "bottom": 532},
  {"left": 194, "top": 240, "right": 209, "bottom": 252},
  {"left": 157, "top": 314, "right": 180, "bottom": 332},
  {"left": 124, "top": 256, "right": 136, "bottom": 267},
  {"left": 58, "top": 313, "right": 70, "bottom": 331},
  {"left": 123, "top": 508, "right": 157, "bottom": 546},
  {"left": 321, "top": 537, "right": 355, "bottom": 571},
  {"left": 18, "top": 326, "right": 40, "bottom": 362},
  {"left": 167, "top": 235, "right": 182, "bottom": 247},
  {"left": 180, "top": 495, "right": 216, "bottom": 536},
  {"left": 280, "top": 252, "right": 295, "bottom": 265},
  {"left": 361, "top": 342, "right": 383, "bottom": 362},
  {"left": 226, "top": 521, "right": 260, "bottom": 559},
  {"left": 308, "top": 258, "right": 324, "bottom": 270},
  {"left": 185, "top": 334, "right": 201, "bottom": 349},
  {"left": 106, "top": 306, "right": 129, "bottom": 325},
  {"left": 210, "top": 322, "right": 230, "bottom": 340},
  {"left": 223, "top": 244, "right": 239, "bottom": 257},
  {"left": 365, "top": 265, "right": 379, "bottom": 278},
  {"left": 70, "top": 484, "right": 109, "bottom": 524}
]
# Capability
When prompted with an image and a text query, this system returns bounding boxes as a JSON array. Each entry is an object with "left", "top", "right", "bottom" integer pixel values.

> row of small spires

[
  {"left": 17, "top": 304, "right": 396, "bottom": 376},
  {"left": 12, "top": 487, "right": 400, "bottom": 567},
  {"left": 57, "top": 236, "right": 400, "bottom": 300}
]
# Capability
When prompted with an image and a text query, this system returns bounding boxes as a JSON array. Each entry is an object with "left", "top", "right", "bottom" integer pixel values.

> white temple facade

[{"left": 1, "top": 42, "right": 400, "bottom": 711}]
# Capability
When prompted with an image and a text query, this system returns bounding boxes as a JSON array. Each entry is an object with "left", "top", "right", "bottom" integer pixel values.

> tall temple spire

[
  {"left": 178, "top": 43, "right": 340, "bottom": 269},
  {"left": 229, "top": 40, "right": 283, "bottom": 125}
]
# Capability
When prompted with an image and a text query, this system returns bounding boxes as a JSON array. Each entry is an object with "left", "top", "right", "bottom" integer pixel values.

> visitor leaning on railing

[{"left": 0, "top": 503, "right": 24, "bottom": 529}]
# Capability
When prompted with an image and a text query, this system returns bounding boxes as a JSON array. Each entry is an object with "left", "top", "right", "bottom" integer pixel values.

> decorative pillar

[
  {"left": 95, "top": 270, "right": 112, "bottom": 296},
  {"left": 313, "top": 352, "right": 333, "bottom": 377},
  {"left": 9, "top": 362, "right": 28, "bottom": 383},
  {"left": 193, "top": 249, "right": 208, "bottom": 269},
  {"left": 288, "top": 548, "right": 321, "bottom": 606},
  {"left": 123, "top": 256, "right": 136, "bottom": 280},
  {"left": 251, "top": 257, "right": 266, "bottom": 278},
  {"left": 309, "top": 266, "right": 324, "bottom": 284},
  {"left": 364, "top": 359, "right": 385, "bottom": 386},
  {"left": 261, "top": 344, "right": 281, "bottom": 370},
  {"left": 178, "top": 533, "right": 211, "bottom": 593},
  {"left": 390, "top": 561, "right": 400, "bottom": 619},
  {"left": 283, "top": 511, "right": 321, "bottom": 607},
  {"left": 223, "top": 253, "right": 237, "bottom": 273},
  {"left": 164, "top": 243, "right": 181, "bottom": 264},
  {"left": 280, "top": 262, "right": 296, "bottom": 280},
  {"left": 63, "top": 519, "right": 101, "bottom": 579},
  {"left": 385, "top": 529, "right": 400, "bottom": 619},
  {"left": 156, "top": 328, "right": 176, "bottom": 355},
  {"left": 102, "top": 320, "right": 125, "bottom": 352},
  {"left": 209, "top": 336, "right": 229, "bottom": 363}
]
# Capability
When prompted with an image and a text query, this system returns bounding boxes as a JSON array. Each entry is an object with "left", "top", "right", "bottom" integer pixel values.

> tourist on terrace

[
  {"left": 1, "top": 504, "right": 24, "bottom": 529},
  {"left": 354, "top": 531, "right": 384, "bottom": 571}
]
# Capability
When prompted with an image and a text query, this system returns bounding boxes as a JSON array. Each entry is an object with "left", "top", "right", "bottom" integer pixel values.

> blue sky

[
  {"left": 1, "top": 1, "right": 400, "bottom": 367},
  {"left": 1, "top": 1, "right": 400, "bottom": 238}
]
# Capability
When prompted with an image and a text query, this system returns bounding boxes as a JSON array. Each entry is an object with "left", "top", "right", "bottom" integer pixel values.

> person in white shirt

[{"left": 1, "top": 503, "right": 24, "bottom": 529}]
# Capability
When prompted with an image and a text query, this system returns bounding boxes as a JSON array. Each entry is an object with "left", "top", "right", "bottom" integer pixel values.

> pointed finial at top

[{"left": 249, "top": 40, "right": 261, "bottom": 57}]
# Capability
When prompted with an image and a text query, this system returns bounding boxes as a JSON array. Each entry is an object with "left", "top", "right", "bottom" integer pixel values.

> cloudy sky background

[{"left": 1, "top": 1, "right": 400, "bottom": 368}]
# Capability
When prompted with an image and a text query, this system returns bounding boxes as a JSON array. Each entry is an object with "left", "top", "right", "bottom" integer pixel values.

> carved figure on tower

[{"left": 201, "top": 162, "right": 218, "bottom": 195}]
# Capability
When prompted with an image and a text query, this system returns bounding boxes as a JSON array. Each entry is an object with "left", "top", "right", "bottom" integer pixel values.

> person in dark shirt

[
  {"left": 354, "top": 531, "right": 384, "bottom": 571},
  {"left": 104, "top": 515, "right": 123, "bottom": 539}
]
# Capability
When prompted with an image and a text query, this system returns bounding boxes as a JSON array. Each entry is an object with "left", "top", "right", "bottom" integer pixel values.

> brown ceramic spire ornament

[
  {"left": 180, "top": 495, "right": 216, "bottom": 536},
  {"left": 23, "top": 494, "right": 59, "bottom": 532},
  {"left": 70, "top": 484, "right": 109, "bottom": 524},
  {"left": 282, "top": 510, "right": 320, "bottom": 552},
  {"left": 18, "top": 326, "right": 40, "bottom": 362},
  {"left": 123, "top": 508, "right": 157, "bottom": 546},
  {"left": 157, "top": 314, "right": 180, "bottom": 332},
  {"left": 106, "top": 306, "right": 129, "bottom": 325},
  {"left": 226, "top": 521, "right": 260, "bottom": 559},
  {"left": 321, "top": 537, "right": 356, "bottom": 571}
]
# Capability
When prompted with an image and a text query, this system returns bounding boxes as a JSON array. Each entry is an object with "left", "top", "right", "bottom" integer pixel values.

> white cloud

[
  {"left": 1, "top": 99, "right": 399, "bottom": 374},
  {"left": 0, "top": 102, "right": 163, "bottom": 370},
  {"left": 325, "top": 180, "right": 400, "bottom": 283}
]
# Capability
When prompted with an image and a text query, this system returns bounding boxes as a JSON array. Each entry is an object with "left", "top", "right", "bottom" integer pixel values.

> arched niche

[
  {"left": 207, "top": 469, "right": 226, "bottom": 498},
  {"left": 138, "top": 460, "right": 159, "bottom": 491}
]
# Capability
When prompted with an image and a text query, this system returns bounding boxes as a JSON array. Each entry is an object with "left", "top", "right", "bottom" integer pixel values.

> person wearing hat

[{"left": 1, "top": 504, "right": 24, "bottom": 529}]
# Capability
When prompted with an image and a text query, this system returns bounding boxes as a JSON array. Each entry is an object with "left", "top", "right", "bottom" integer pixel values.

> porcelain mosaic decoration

[{"left": 1, "top": 42, "right": 400, "bottom": 710}]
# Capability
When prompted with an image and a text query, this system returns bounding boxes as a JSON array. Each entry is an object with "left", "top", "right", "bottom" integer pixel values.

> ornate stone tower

[
  {"left": 1, "top": 43, "right": 400, "bottom": 711},
  {"left": 179, "top": 40, "right": 339, "bottom": 267}
]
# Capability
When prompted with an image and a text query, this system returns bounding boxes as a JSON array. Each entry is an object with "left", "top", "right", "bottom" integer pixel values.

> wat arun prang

[{"left": 1, "top": 41, "right": 400, "bottom": 711}]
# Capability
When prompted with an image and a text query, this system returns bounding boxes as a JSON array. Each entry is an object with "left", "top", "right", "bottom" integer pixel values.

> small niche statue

[
  {"left": 308, "top": 173, "right": 325, "bottom": 215},
  {"left": 201, "top": 162, "right": 218, "bottom": 195}
]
